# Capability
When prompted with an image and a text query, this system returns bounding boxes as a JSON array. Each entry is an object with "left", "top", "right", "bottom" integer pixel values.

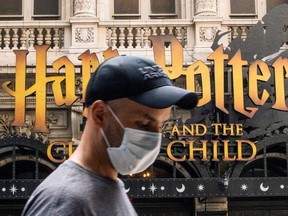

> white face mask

[{"left": 101, "top": 105, "right": 162, "bottom": 175}]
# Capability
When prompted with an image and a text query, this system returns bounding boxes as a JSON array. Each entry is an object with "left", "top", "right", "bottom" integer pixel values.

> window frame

[
  {"left": 0, "top": 0, "right": 61, "bottom": 21},
  {"left": 112, "top": 0, "right": 178, "bottom": 20},
  {"left": 149, "top": 0, "right": 177, "bottom": 19},
  {"left": 32, "top": 0, "right": 61, "bottom": 20},
  {"left": 266, "top": 0, "right": 288, "bottom": 12},
  {"left": 229, "top": 0, "right": 257, "bottom": 19},
  {"left": 0, "top": 0, "right": 23, "bottom": 20},
  {"left": 112, "top": 0, "right": 141, "bottom": 20}
]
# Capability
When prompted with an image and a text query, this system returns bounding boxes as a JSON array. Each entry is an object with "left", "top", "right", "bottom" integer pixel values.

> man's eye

[
  {"left": 138, "top": 123, "right": 148, "bottom": 129},
  {"left": 136, "top": 121, "right": 151, "bottom": 130}
]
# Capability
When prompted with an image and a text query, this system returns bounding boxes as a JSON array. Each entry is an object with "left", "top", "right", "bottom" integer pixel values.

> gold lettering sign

[
  {"left": 1, "top": 35, "right": 287, "bottom": 163},
  {"left": 166, "top": 124, "right": 256, "bottom": 161},
  {"left": 1, "top": 46, "right": 118, "bottom": 132},
  {"left": 47, "top": 141, "right": 75, "bottom": 163},
  {"left": 166, "top": 139, "right": 256, "bottom": 162},
  {"left": 2, "top": 35, "right": 287, "bottom": 132}
]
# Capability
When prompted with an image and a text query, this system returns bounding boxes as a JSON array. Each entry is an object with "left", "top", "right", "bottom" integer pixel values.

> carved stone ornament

[
  {"left": 75, "top": 75, "right": 83, "bottom": 94},
  {"left": 195, "top": 0, "right": 217, "bottom": 16},
  {"left": 75, "top": 28, "right": 95, "bottom": 43},
  {"left": 0, "top": 114, "right": 52, "bottom": 143},
  {"left": 73, "top": 0, "right": 96, "bottom": 17},
  {"left": 199, "top": 27, "right": 218, "bottom": 42}
]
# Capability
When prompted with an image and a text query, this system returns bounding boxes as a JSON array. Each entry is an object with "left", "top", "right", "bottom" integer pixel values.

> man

[{"left": 22, "top": 55, "right": 198, "bottom": 215}]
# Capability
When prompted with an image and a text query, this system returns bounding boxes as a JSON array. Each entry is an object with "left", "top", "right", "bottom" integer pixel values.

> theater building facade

[{"left": 0, "top": 0, "right": 288, "bottom": 215}]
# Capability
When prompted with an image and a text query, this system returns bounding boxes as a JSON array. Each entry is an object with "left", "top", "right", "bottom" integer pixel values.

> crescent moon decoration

[
  {"left": 124, "top": 188, "right": 130, "bottom": 193},
  {"left": 260, "top": 183, "right": 269, "bottom": 192},
  {"left": 176, "top": 184, "right": 185, "bottom": 193}
]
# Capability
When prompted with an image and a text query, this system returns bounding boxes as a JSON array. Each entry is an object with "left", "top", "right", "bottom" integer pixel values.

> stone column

[
  {"left": 73, "top": 0, "right": 96, "bottom": 17},
  {"left": 195, "top": 0, "right": 217, "bottom": 16},
  {"left": 70, "top": 0, "right": 99, "bottom": 52},
  {"left": 193, "top": 0, "right": 223, "bottom": 60}
]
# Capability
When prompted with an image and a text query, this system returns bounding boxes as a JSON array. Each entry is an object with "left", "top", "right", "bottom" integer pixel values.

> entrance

[
  {"left": 0, "top": 200, "right": 26, "bottom": 216},
  {"left": 133, "top": 198, "right": 195, "bottom": 216},
  {"left": 228, "top": 197, "right": 288, "bottom": 216},
  {"left": 0, "top": 136, "right": 56, "bottom": 216}
]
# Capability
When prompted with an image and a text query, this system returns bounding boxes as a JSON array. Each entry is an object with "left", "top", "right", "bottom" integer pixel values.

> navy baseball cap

[{"left": 85, "top": 55, "right": 198, "bottom": 109}]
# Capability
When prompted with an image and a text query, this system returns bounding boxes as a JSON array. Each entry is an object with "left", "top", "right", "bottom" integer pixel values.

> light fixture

[{"left": 217, "top": 175, "right": 229, "bottom": 190}]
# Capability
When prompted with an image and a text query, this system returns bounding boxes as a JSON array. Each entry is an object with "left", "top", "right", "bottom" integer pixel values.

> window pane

[
  {"left": 114, "top": 0, "right": 139, "bottom": 14},
  {"left": 267, "top": 0, "right": 288, "bottom": 12},
  {"left": 0, "top": 0, "right": 22, "bottom": 15},
  {"left": 230, "top": 0, "right": 255, "bottom": 14},
  {"left": 34, "top": 0, "right": 59, "bottom": 15},
  {"left": 151, "top": 0, "right": 175, "bottom": 14}
]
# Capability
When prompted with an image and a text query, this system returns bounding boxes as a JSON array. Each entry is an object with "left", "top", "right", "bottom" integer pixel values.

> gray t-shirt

[{"left": 21, "top": 160, "right": 137, "bottom": 216}]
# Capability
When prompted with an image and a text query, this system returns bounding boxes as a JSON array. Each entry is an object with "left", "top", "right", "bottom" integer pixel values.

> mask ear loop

[
  {"left": 106, "top": 104, "right": 125, "bottom": 130},
  {"left": 100, "top": 128, "right": 111, "bottom": 148}
]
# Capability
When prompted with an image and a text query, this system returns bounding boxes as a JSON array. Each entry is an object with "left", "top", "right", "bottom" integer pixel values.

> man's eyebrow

[
  {"left": 143, "top": 113, "right": 156, "bottom": 122},
  {"left": 143, "top": 113, "right": 169, "bottom": 125}
]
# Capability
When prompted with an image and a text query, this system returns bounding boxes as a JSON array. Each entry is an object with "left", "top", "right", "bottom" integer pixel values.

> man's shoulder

[
  {"left": 33, "top": 160, "right": 114, "bottom": 196},
  {"left": 21, "top": 161, "right": 88, "bottom": 216}
]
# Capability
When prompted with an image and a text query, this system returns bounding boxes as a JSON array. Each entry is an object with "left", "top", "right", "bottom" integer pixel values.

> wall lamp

[{"left": 217, "top": 176, "right": 229, "bottom": 190}]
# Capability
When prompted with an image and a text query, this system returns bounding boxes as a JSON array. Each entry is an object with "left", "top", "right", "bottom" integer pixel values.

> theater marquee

[
  {"left": 1, "top": 31, "right": 287, "bottom": 163},
  {"left": 0, "top": 4, "right": 288, "bottom": 199}
]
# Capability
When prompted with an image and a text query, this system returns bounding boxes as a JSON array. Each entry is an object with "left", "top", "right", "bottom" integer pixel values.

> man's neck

[{"left": 69, "top": 132, "right": 118, "bottom": 180}]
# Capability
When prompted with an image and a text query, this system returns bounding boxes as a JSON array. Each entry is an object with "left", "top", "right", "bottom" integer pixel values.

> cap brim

[{"left": 128, "top": 86, "right": 198, "bottom": 109}]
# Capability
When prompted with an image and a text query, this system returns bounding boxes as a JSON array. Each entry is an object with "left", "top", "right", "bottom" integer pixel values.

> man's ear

[{"left": 90, "top": 100, "right": 106, "bottom": 126}]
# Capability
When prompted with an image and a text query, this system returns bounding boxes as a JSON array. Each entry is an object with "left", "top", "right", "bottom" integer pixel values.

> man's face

[{"left": 104, "top": 98, "right": 171, "bottom": 148}]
